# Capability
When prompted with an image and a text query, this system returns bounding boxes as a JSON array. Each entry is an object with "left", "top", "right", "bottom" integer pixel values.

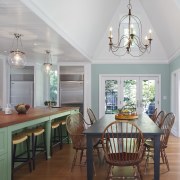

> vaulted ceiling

[{"left": 0, "top": 0, "right": 179, "bottom": 64}]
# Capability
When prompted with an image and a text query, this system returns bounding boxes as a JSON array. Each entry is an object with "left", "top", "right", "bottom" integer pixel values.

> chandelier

[
  {"left": 8, "top": 33, "right": 26, "bottom": 67},
  {"left": 43, "top": 50, "right": 52, "bottom": 74},
  {"left": 108, "top": 0, "right": 153, "bottom": 57}
]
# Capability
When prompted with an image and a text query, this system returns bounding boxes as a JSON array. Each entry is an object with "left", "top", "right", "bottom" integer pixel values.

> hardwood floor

[{"left": 14, "top": 135, "right": 180, "bottom": 180}]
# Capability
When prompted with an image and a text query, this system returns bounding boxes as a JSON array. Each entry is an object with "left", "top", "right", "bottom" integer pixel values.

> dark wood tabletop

[{"left": 84, "top": 113, "right": 162, "bottom": 137}]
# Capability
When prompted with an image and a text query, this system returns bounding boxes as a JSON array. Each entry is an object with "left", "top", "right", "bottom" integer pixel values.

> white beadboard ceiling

[{"left": 0, "top": 0, "right": 179, "bottom": 64}]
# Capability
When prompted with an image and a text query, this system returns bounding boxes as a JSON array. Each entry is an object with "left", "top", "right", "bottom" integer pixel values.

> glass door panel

[
  {"left": 123, "top": 79, "right": 137, "bottom": 106},
  {"left": 142, "top": 80, "right": 155, "bottom": 113},
  {"left": 105, "top": 80, "right": 118, "bottom": 114},
  {"left": 140, "top": 77, "right": 159, "bottom": 115}
]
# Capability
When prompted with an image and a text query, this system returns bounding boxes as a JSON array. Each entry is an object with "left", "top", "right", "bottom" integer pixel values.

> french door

[{"left": 99, "top": 75, "right": 160, "bottom": 118}]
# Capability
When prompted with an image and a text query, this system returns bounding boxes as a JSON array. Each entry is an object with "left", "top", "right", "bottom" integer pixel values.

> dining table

[{"left": 83, "top": 113, "right": 163, "bottom": 180}]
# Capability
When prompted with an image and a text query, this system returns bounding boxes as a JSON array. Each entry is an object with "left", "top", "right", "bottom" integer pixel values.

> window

[
  {"left": 49, "top": 70, "right": 58, "bottom": 102},
  {"left": 99, "top": 75, "right": 160, "bottom": 118}
]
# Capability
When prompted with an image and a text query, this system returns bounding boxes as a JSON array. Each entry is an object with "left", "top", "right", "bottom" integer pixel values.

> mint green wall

[
  {"left": 91, "top": 64, "right": 170, "bottom": 118},
  {"left": 170, "top": 57, "right": 180, "bottom": 72}
]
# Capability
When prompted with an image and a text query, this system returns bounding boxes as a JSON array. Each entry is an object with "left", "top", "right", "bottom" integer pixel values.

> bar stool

[
  {"left": 12, "top": 133, "right": 32, "bottom": 179},
  {"left": 25, "top": 126, "right": 47, "bottom": 170},
  {"left": 51, "top": 121, "right": 62, "bottom": 156},
  {"left": 60, "top": 119, "right": 69, "bottom": 147}
]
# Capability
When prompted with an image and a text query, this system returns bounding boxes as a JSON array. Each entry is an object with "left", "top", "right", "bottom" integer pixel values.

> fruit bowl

[{"left": 14, "top": 104, "right": 30, "bottom": 114}]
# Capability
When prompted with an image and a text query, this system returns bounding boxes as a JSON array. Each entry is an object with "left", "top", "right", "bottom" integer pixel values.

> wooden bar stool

[
  {"left": 25, "top": 127, "right": 47, "bottom": 170},
  {"left": 51, "top": 121, "right": 62, "bottom": 156},
  {"left": 60, "top": 119, "right": 69, "bottom": 147},
  {"left": 12, "top": 133, "right": 32, "bottom": 179}
]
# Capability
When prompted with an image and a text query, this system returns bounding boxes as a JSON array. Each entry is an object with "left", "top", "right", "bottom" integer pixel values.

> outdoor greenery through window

[
  {"left": 49, "top": 70, "right": 58, "bottom": 104},
  {"left": 105, "top": 79, "right": 156, "bottom": 115},
  {"left": 105, "top": 80, "right": 118, "bottom": 114}
]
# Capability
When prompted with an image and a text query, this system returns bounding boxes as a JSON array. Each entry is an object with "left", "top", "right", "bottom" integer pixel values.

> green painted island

[{"left": 0, "top": 107, "right": 79, "bottom": 180}]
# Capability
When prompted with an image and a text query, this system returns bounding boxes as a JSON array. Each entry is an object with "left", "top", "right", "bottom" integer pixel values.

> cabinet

[{"left": 0, "top": 128, "right": 8, "bottom": 180}]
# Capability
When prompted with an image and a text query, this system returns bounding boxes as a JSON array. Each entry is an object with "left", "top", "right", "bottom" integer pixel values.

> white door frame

[{"left": 171, "top": 69, "right": 180, "bottom": 137}]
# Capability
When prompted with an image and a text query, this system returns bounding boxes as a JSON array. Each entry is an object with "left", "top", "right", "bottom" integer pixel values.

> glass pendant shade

[
  {"left": 43, "top": 50, "right": 52, "bottom": 74},
  {"left": 8, "top": 33, "right": 26, "bottom": 67},
  {"left": 8, "top": 50, "right": 26, "bottom": 67},
  {"left": 43, "top": 62, "right": 52, "bottom": 74}
]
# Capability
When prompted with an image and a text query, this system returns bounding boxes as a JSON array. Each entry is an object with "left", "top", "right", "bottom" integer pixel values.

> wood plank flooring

[{"left": 14, "top": 135, "right": 180, "bottom": 180}]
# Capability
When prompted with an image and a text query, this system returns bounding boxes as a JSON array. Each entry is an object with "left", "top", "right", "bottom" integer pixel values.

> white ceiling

[{"left": 0, "top": 0, "right": 179, "bottom": 65}]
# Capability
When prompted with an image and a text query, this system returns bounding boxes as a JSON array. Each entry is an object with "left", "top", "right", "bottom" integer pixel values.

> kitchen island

[{"left": 0, "top": 107, "right": 79, "bottom": 180}]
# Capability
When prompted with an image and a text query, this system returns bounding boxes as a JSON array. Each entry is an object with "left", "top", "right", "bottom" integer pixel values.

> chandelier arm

[
  {"left": 133, "top": 36, "right": 146, "bottom": 50},
  {"left": 112, "top": 35, "right": 129, "bottom": 49},
  {"left": 111, "top": 48, "right": 128, "bottom": 56}
]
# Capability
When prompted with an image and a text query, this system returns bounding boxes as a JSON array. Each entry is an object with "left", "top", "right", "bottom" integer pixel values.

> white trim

[{"left": 171, "top": 69, "right": 180, "bottom": 137}]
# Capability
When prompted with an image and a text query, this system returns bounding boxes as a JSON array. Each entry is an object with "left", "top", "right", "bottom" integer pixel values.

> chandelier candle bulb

[
  {"left": 145, "top": 36, "right": 148, "bottom": 45},
  {"left": 109, "top": 27, "right": 113, "bottom": 38},
  {"left": 130, "top": 24, "right": 134, "bottom": 34},
  {"left": 149, "top": 29, "right": 152, "bottom": 39}
]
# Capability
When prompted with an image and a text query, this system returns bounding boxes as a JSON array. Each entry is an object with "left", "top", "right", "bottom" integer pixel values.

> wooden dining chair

[
  {"left": 144, "top": 112, "right": 175, "bottom": 173},
  {"left": 151, "top": 108, "right": 158, "bottom": 122},
  {"left": 86, "top": 108, "right": 103, "bottom": 161},
  {"left": 101, "top": 121, "right": 145, "bottom": 179},
  {"left": 87, "top": 108, "right": 97, "bottom": 125},
  {"left": 66, "top": 113, "right": 98, "bottom": 172},
  {"left": 154, "top": 110, "right": 166, "bottom": 128}
]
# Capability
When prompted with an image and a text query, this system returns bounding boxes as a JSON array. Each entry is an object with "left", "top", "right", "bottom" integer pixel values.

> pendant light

[
  {"left": 43, "top": 50, "right": 52, "bottom": 74},
  {"left": 8, "top": 33, "right": 26, "bottom": 67}
]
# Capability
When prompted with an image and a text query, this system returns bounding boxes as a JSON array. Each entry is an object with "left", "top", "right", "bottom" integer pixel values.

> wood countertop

[{"left": 0, "top": 107, "right": 79, "bottom": 128}]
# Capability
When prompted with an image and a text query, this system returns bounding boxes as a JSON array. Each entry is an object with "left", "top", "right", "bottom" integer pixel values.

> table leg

[
  {"left": 87, "top": 135, "right": 93, "bottom": 180},
  {"left": 154, "top": 135, "right": 161, "bottom": 180}
]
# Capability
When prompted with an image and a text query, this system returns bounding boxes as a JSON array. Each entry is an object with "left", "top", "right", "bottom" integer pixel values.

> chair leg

[
  {"left": 144, "top": 147, "right": 150, "bottom": 174},
  {"left": 59, "top": 124, "right": 64, "bottom": 148},
  {"left": 43, "top": 131, "right": 47, "bottom": 160},
  {"left": 137, "top": 164, "right": 143, "bottom": 180},
  {"left": 96, "top": 147, "right": 101, "bottom": 162},
  {"left": 11, "top": 144, "right": 16, "bottom": 180},
  {"left": 161, "top": 149, "right": 165, "bottom": 163},
  {"left": 32, "top": 134, "right": 36, "bottom": 170},
  {"left": 162, "top": 149, "right": 170, "bottom": 171},
  {"left": 80, "top": 150, "right": 84, "bottom": 164},
  {"left": 107, "top": 165, "right": 112, "bottom": 180},
  {"left": 57, "top": 125, "right": 61, "bottom": 150},
  {"left": 66, "top": 129, "right": 69, "bottom": 144},
  {"left": 71, "top": 150, "right": 78, "bottom": 172},
  {"left": 26, "top": 136, "right": 32, "bottom": 172},
  {"left": 50, "top": 128, "right": 53, "bottom": 156}
]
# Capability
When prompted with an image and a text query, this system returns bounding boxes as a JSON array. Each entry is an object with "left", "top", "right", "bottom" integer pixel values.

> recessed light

[{"left": 33, "top": 43, "right": 39, "bottom": 46}]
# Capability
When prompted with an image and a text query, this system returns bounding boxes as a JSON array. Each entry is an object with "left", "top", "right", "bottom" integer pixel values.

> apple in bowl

[{"left": 15, "top": 104, "right": 30, "bottom": 114}]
